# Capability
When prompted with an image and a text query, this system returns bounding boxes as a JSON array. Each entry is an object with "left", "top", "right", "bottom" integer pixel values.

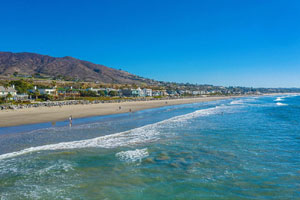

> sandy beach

[{"left": 0, "top": 96, "right": 235, "bottom": 127}]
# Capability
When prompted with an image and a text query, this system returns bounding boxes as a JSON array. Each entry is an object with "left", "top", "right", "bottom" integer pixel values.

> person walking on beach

[{"left": 69, "top": 115, "right": 72, "bottom": 127}]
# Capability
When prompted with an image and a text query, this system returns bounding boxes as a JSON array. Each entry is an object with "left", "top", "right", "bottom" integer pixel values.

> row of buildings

[
  {"left": 1, "top": 84, "right": 266, "bottom": 101},
  {"left": 68, "top": 87, "right": 222, "bottom": 97},
  {"left": 36, "top": 87, "right": 163, "bottom": 97},
  {"left": 0, "top": 85, "right": 223, "bottom": 100}
]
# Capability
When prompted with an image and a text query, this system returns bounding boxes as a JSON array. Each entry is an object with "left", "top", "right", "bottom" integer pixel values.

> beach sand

[{"left": 0, "top": 96, "right": 235, "bottom": 127}]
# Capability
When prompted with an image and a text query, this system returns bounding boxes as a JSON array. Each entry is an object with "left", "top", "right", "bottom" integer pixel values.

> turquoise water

[{"left": 0, "top": 95, "right": 299, "bottom": 199}]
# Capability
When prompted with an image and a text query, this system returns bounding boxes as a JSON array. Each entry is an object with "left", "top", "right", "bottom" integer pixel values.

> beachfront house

[
  {"left": 87, "top": 87, "right": 105, "bottom": 93},
  {"left": 152, "top": 90, "right": 161, "bottom": 97},
  {"left": 152, "top": 90, "right": 168, "bottom": 97},
  {"left": 185, "top": 90, "right": 192, "bottom": 95},
  {"left": 121, "top": 87, "right": 144, "bottom": 97},
  {"left": 120, "top": 88, "right": 132, "bottom": 97},
  {"left": 167, "top": 90, "right": 178, "bottom": 96},
  {"left": 192, "top": 91, "right": 201, "bottom": 95},
  {"left": 106, "top": 88, "right": 120, "bottom": 96},
  {"left": 87, "top": 87, "right": 107, "bottom": 95},
  {"left": 57, "top": 87, "right": 81, "bottom": 98},
  {"left": 29, "top": 86, "right": 58, "bottom": 96},
  {"left": 0, "top": 86, "right": 17, "bottom": 98},
  {"left": 207, "top": 90, "right": 216, "bottom": 94},
  {"left": 142, "top": 88, "right": 152, "bottom": 97},
  {"left": 38, "top": 88, "right": 57, "bottom": 95},
  {"left": 177, "top": 90, "right": 185, "bottom": 96},
  {"left": 131, "top": 87, "right": 144, "bottom": 97}
]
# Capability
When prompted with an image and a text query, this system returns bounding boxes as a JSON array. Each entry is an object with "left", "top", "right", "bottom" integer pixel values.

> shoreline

[{"left": 0, "top": 96, "right": 236, "bottom": 127}]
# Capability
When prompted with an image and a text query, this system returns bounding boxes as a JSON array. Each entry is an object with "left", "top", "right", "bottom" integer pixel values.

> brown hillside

[{"left": 0, "top": 52, "right": 154, "bottom": 84}]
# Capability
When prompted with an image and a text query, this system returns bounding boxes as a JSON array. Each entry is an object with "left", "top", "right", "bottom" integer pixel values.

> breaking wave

[
  {"left": 274, "top": 97, "right": 284, "bottom": 102},
  {"left": 116, "top": 148, "right": 148, "bottom": 162},
  {"left": 0, "top": 106, "right": 228, "bottom": 160},
  {"left": 276, "top": 102, "right": 287, "bottom": 106},
  {"left": 230, "top": 100, "right": 244, "bottom": 105},
  {"left": 229, "top": 98, "right": 258, "bottom": 106}
]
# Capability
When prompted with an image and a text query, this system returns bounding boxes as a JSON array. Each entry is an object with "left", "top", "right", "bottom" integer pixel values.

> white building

[
  {"left": 142, "top": 88, "right": 152, "bottom": 97},
  {"left": 131, "top": 87, "right": 144, "bottom": 97},
  {"left": 29, "top": 86, "right": 57, "bottom": 95},
  {"left": 152, "top": 90, "right": 166, "bottom": 97},
  {"left": 192, "top": 91, "right": 201, "bottom": 95},
  {"left": 0, "top": 86, "right": 17, "bottom": 97},
  {"left": 87, "top": 87, "right": 106, "bottom": 93},
  {"left": 177, "top": 90, "right": 185, "bottom": 95},
  {"left": 38, "top": 88, "right": 57, "bottom": 95}
]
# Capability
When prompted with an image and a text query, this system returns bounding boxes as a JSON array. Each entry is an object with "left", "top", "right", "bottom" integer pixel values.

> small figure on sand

[
  {"left": 51, "top": 121, "right": 56, "bottom": 126},
  {"left": 129, "top": 108, "right": 132, "bottom": 112},
  {"left": 69, "top": 115, "right": 72, "bottom": 127},
  {"left": 165, "top": 101, "right": 168, "bottom": 104},
  {"left": 119, "top": 106, "right": 121, "bottom": 110}
]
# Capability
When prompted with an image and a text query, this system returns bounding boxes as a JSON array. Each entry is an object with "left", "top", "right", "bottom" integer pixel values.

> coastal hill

[{"left": 0, "top": 52, "right": 155, "bottom": 84}]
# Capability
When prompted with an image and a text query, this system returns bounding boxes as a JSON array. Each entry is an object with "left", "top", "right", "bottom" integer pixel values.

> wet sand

[{"left": 0, "top": 96, "right": 235, "bottom": 127}]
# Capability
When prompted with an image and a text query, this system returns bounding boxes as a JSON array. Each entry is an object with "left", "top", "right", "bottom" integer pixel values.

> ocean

[{"left": 0, "top": 95, "right": 299, "bottom": 199}]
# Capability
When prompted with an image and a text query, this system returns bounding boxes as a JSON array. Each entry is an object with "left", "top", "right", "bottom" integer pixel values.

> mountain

[{"left": 0, "top": 52, "right": 155, "bottom": 84}]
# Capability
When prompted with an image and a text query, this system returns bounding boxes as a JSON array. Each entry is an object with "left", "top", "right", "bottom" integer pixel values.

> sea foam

[
  {"left": 229, "top": 98, "right": 257, "bottom": 105},
  {"left": 274, "top": 97, "right": 284, "bottom": 102},
  {"left": 276, "top": 102, "right": 287, "bottom": 106},
  {"left": 230, "top": 100, "right": 244, "bottom": 105},
  {"left": 116, "top": 148, "right": 149, "bottom": 162}
]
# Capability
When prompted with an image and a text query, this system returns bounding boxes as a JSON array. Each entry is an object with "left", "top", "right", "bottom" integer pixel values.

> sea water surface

[{"left": 0, "top": 95, "right": 299, "bottom": 199}]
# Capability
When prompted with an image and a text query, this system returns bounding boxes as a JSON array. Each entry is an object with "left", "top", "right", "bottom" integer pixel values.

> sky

[{"left": 1, "top": 0, "right": 300, "bottom": 88}]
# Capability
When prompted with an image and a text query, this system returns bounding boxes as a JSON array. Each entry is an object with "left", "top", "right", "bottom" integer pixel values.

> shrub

[{"left": 79, "top": 90, "right": 98, "bottom": 97}]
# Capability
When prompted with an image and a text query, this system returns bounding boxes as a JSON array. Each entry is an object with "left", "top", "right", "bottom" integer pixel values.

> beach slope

[{"left": 0, "top": 96, "right": 232, "bottom": 127}]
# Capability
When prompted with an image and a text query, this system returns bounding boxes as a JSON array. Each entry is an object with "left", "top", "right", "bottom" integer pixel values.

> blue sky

[{"left": 1, "top": 0, "right": 300, "bottom": 87}]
